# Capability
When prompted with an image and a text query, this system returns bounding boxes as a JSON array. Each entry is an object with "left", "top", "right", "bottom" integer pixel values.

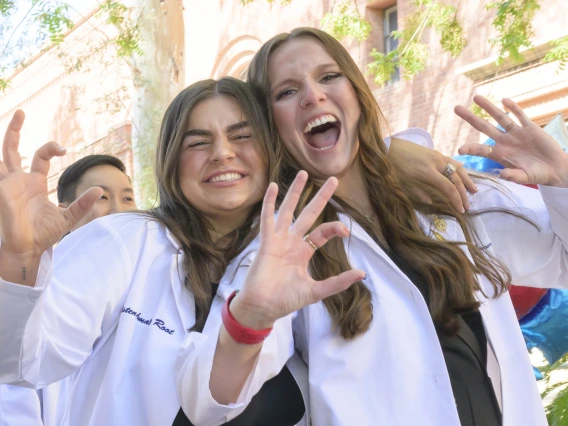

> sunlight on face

[
  {"left": 269, "top": 37, "right": 361, "bottom": 180},
  {"left": 177, "top": 95, "right": 267, "bottom": 232}
]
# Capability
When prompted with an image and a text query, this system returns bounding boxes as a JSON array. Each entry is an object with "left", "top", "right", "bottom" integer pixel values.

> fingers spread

[
  {"left": 64, "top": 186, "right": 103, "bottom": 227},
  {"left": 457, "top": 143, "right": 492, "bottom": 158},
  {"left": 291, "top": 176, "right": 338, "bottom": 236},
  {"left": 471, "top": 95, "right": 515, "bottom": 129},
  {"left": 2, "top": 110, "right": 25, "bottom": 172},
  {"left": 260, "top": 182, "right": 278, "bottom": 238},
  {"left": 310, "top": 269, "right": 366, "bottom": 304},
  {"left": 304, "top": 221, "right": 349, "bottom": 251},
  {"left": 502, "top": 98, "right": 530, "bottom": 127},
  {"left": 30, "top": 142, "right": 66, "bottom": 176},
  {"left": 454, "top": 105, "right": 502, "bottom": 141},
  {"left": 275, "top": 171, "right": 307, "bottom": 233}
]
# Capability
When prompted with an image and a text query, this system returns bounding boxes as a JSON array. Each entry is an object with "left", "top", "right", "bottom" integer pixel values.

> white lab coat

[
  {"left": 0, "top": 214, "right": 308, "bottom": 426},
  {"left": 0, "top": 128, "right": 426, "bottom": 426},
  {"left": 176, "top": 178, "right": 568, "bottom": 425}
]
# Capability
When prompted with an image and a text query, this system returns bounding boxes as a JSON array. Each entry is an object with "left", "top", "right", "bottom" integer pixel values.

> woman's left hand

[
  {"left": 389, "top": 137, "right": 477, "bottom": 212},
  {"left": 455, "top": 95, "right": 568, "bottom": 187}
]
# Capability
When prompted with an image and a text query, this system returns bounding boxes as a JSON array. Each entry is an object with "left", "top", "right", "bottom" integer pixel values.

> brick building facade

[
  {"left": 182, "top": 0, "right": 568, "bottom": 154},
  {"left": 2, "top": 0, "right": 566, "bottom": 203}
]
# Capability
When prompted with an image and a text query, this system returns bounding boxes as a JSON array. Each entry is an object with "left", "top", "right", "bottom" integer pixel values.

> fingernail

[
  {"left": 461, "top": 207, "right": 466, "bottom": 213},
  {"left": 343, "top": 225, "right": 349, "bottom": 233},
  {"left": 474, "top": 185, "right": 479, "bottom": 192}
]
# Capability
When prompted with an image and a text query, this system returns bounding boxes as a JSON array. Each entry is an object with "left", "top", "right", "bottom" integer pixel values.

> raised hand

[
  {"left": 455, "top": 95, "right": 568, "bottom": 187},
  {"left": 230, "top": 170, "right": 365, "bottom": 329},
  {"left": 0, "top": 111, "right": 102, "bottom": 285}
]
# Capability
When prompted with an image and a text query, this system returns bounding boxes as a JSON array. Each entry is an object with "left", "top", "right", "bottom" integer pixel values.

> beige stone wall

[
  {"left": 181, "top": 0, "right": 568, "bottom": 154},
  {"left": 0, "top": 0, "right": 186, "bottom": 206},
  {"left": 0, "top": 10, "right": 135, "bottom": 204}
]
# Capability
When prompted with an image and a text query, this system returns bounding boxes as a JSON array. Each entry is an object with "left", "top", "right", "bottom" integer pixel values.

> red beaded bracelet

[{"left": 222, "top": 290, "right": 273, "bottom": 345}]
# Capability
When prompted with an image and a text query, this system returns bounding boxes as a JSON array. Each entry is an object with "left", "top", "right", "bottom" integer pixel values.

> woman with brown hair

[
  {"left": 178, "top": 28, "right": 568, "bottom": 426},
  {"left": 0, "top": 77, "right": 362, "bottom": 425}
]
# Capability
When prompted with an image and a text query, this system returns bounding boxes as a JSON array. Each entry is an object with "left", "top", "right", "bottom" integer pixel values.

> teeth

[
  {"left": 314, "top": 145, "right": 334, "bottom": 151},
  {"left": 209, "top": 173, "right": 243, "bottom": 183},
  {"left": 303, "top": 114, "right": 337, "bottom": 134}
]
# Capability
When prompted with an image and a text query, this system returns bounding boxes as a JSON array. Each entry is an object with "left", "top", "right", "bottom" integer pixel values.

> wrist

[
  {"left": 547, "top": 159, "right": 568, "bottom": 187},
  {"left": 0, "top": 249, "right": 42, "bottom": 286},
  {"left": 229, "top": 292, "right": 276, "bottom": 331}
]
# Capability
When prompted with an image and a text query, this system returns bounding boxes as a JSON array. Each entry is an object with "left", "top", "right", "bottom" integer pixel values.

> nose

[
  {"left": 108, "top": 197, "right": 122, "bottom": 215},
  {"left": 209, "top": 136, "right": 236, "bottom": 163},
  {"left": 300, "top": 78, "right": 327, "bottom": 108}
]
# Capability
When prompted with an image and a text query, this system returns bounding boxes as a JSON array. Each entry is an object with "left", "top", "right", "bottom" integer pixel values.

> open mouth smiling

[{"left": 303, "top": 114, "right": 342, "bottom": 151}]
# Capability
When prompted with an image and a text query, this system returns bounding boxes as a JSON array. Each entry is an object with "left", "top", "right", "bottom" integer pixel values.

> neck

[
  {"left": 206, "top": 211, "right": 249, "bottom": 243},
  {"left": 334, "top": 160, "right": 374, "bottom": 217}
]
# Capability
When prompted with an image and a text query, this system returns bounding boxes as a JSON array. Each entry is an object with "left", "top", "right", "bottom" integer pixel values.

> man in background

[{"left": 0, "top": 154, "right": 137, "bottom": 426}]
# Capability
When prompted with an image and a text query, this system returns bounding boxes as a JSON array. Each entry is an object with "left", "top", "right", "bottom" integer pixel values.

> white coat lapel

[
  {"left": 166, "top": 230, "right": 196, "bottom": 334},
  {"left": 338, "top": 213, "right": 413, "bottom": 284}
]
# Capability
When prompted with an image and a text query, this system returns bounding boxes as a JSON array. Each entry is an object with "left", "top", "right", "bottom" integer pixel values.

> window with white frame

[{"left": 384, "top": 5, "right": 400, "bottom": 83}]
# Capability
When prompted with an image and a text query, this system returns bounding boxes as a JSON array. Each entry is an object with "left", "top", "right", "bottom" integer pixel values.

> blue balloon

[{"left": 520, "top": 289, "right": 568, "bottom": 365}]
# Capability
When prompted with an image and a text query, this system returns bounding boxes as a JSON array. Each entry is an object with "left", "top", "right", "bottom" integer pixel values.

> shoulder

[
  {"left": 55, "top": 213, "right": 174, "bottom": 261},
  {"left": 469, "top": 177, "right": 543, "bottom": 216}
]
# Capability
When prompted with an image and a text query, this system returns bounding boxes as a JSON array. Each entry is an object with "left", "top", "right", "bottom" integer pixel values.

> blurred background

[{"left": 1, "top": 0, "right": 568, "bottom": 420}]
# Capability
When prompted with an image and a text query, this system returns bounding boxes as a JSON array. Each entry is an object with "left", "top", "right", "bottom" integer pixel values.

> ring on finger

[
  {"left": 442, "top": 163, "right": 457, "bottom": 179},
  {"left": 303, "top": 235, "right": 318, "bottom": 251},
  {"left": 504, "top": 122, "right": 515, "bottom": 132},
  {"left": 488, "top": 145, "right": 493, "bottom": 156}
]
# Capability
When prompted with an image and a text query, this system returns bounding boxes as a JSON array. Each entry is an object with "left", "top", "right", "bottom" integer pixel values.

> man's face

[{"left": 63, "top": 164, "right": 137, "bottom": 230}]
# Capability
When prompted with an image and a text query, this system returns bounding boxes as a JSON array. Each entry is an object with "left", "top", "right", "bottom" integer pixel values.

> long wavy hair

[
  {"left": 248, "top": 27, "right": 514, "bottom": 339},
  {"left": 149, "top": 77, "right": 278, "bottom": 331}
]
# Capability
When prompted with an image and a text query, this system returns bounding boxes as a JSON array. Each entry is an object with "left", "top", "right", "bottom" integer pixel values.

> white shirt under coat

[
  {"left": 0, "top": 214, "right": 308, "bottom": 426},
  {"left": 177, "top": 173, "right": 568, "bottom": 424}
]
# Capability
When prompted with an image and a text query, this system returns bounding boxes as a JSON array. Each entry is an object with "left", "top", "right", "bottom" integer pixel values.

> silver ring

[
  {"left": 488, "top": 145, "right": 493, "bottom": 156},
  {"left": 504, "top": 122, "right": 515, "bottom": 132},
  {"left": 303, "top": 235, "right": 318, "bottom": 251},
  {"left": 442, "top": 163, "right": 457, "bottom": 179},
  {"left": 300, "top": 99, "right": 306, "bottom": 108}
]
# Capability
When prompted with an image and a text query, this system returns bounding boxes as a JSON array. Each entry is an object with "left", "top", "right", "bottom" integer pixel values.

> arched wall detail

[{"left": 210, "top": 35, "right": 264, "bottom": 80}]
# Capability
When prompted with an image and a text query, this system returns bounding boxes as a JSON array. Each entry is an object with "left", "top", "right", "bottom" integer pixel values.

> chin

[{"left": 308, "top": 159, "right": 351, "bottom": 179}]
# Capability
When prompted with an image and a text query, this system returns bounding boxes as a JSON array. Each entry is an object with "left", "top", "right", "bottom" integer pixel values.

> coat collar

[{"left": 165, "top": 228, "right": 196, "bottom": 334}]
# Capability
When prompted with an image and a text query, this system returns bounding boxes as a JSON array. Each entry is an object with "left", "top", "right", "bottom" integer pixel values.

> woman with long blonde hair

[{"left": 177, "top": 28, "right": 568, "bottom": 426}]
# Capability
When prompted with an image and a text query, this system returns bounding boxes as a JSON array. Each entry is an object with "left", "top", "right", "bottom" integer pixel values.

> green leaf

[
  {"left": 486, "top": 0, "right": 540, "bottom": 65},
  {"left": 367, "top": 48, "right": 399, "bottom": 86},
  {"left": 545, "top": 36, "right": 568, "bottom": 71},
  {"left": 0, "top": 0, "right": 15, "bottom": 17},
  {"left": 321, "top": 2, "right": 371, "bottom": 42}
]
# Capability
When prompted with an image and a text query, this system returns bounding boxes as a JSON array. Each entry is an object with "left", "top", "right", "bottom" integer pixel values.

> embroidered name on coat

[{"left": 121, "top": 307, "right": 175, "bottom": 335}]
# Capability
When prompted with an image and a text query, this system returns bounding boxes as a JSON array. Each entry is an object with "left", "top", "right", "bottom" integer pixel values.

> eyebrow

[
  {"left": 183, "top": 121, "right": 249, "bottom": 139},
  {"left": 97, "top": 185, "right": 134, "bottom": 193},
  {"left": 271, "top": 63, "right": 339, "bottom": 95}
]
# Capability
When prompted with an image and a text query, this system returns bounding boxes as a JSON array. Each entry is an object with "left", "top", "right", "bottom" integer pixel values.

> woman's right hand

[
  {"left": 230, "top": 170, "right": 365, "bottom": 329},
  {"left": 0, "top": 111, "right": 102, "bottom": 285}
]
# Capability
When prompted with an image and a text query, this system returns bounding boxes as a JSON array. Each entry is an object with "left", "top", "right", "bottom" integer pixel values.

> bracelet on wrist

[{"left": 221, "top": 290, "right": 273, "bottom": 345}]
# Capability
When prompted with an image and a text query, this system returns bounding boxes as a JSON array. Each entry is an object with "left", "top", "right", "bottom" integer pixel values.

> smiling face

[
  {"left": 268, "top": 37, "right": 361, "bottom": 180},
  {"left": 177, "top": 95, "right": 267, "bottom": 231}
]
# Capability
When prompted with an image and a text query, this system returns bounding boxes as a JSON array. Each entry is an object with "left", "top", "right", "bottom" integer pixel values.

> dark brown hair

[
  {"left": 57, "top": 154, "right": 127, "bottom": 203},
  {"left": 248, "top": 27, "right": 513, "bottom": 338},
  {"left": 149, "top": 77, "right": 278, "bottom": 331}
]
